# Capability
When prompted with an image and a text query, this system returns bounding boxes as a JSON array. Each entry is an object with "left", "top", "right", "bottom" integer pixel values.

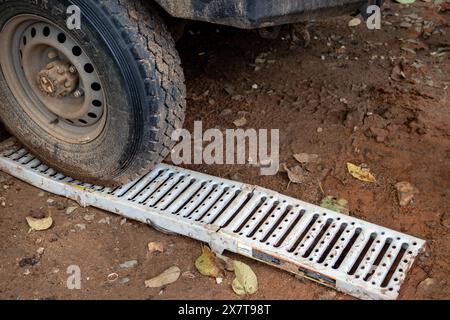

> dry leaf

[
  {"left": 216, "top": 253, "right": 235, "bottom": 272},
  {"left": 347, "top": 163, "right": 376, "bottom": 183},
  {"left": 348, "top": 18, "right": 361, "bottom": 27},
  {"left": 293, "top": 153, "right": 319, "bottom": 164},
  {"left": 285, "top": 165, "right": 306, "bottom": 184},
  {"left": 148, "top": 242, "right": 164, "bottom": 254},
  {"left": 26, "top": 216, "right": 53, "bottom": 231},
  {"left": 232, "top": 261, "right": 258, "bottom": 296},
  {"left": 320, "top": 196, "right": 349, "bottom": 214},
  {"left": 232, "top": 277, "right": 247, "bottom": 296},
  {"left": 144, "top": 266, "right": 181, "bottom": 288},
  {"left": 395, "top": 0, "right": 415, "bottom": 4},
  {"left": 391, "top": 61, "right": 407, "bottom": 82},
  {"left": 195, "top": 246, "right": 225, "bottom": 279}
]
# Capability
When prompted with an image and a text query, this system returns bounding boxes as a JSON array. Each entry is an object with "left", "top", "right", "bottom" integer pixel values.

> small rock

[
  {"left": 38, "top": 192, "right": 45, "bottom": 197},
  {"left": 220, "top": 108, "right": 233, "bottom": 117},
  {"left": 65, "top": 206, "right": 78, "bottom": 215},
  {"left": 400, "top": 21, "right": 412, "bottom": 28},
  {"left": 318, "top": 290, "right": 337, "bottom": 300},
  {"left": 36, "top": 247, "right": 45, "bottom": 256},
  {"left": 75, "top": 224, "right": 86, "bottom": 230},
  {"left": 370, "top": 127, "right": 389, "bottom": 143},
  {"left": 84, "top": 214, "right": 95, "bottom": 222},
  {"left": 148, "top": 242, "right": 164, "bottom": 254},
  {"left": 120, "top": 277, "right": 130, "bottom": 284},
  {"left": 98, "top": 217, "right": 111, "bottom": 225},
  {"left": 46, "top": 198, "right": 55, "bottom": 205},
  {"left": 293, "top": 153, "right": 320, "bottom": 164},
  {"left": 440, "top": 212, "right": 450, "bottom": 229},
  {"left": 233, "top": 117, "right": 248, "bottom": 127},
  {"left": 395, "top": 182, "right": 419, "bottom": 207},
  {"left": 231, "top": 95, "right": 243, "bottom": 101},
  {"left": 19, "top": 256, "right": 40, "bottom": 268},
  {"left": 224, "top": 85, "right": 235, "bottom": 95},
  {"left": 119, "top": 260, "right": 138, "bottom": 269}
]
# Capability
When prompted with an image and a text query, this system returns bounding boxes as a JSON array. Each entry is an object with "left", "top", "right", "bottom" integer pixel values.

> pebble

[
  {"left": 119, "top": 260, "right": 138, "bottom": 269},
  {"left": 400, "top": 22, "right": 412, "bottom": 28},
  {"left": 65, "top": 206, "right": 78, "bottom": 215},
  {"left": 220, "top": 108, "right": 233, "bottom": 117},
  {"left": 318, "top": 290, "right": 337, "bottom": 300},
  {"left": 84, "top": 214, "right": 96, "bottom": 222},
  {"left": 98, "top": 217, "right": 111, "bottom": 225},
  {"left": 75, "top": 224, "right": 86, "bottom": 230},
  {"left": 441, "top": 212, "right": 450, "bottom": 229},
  {"left": 395, "top": 182, "right": 419, "bottom": 207}
]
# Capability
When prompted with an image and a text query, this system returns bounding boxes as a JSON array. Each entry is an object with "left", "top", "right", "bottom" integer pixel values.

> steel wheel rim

[{"left": 0, "top": 15, "right": 107, "bottom": 143}]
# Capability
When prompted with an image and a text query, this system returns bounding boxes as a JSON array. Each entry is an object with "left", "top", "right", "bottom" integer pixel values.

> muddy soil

[{"left": 0, "top": 1, "right": 449, "bottom": 300}]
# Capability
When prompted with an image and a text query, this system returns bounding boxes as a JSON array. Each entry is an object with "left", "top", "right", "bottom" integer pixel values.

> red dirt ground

[{"left": 0, "top": 1, "right": 449, "bottom": 300}]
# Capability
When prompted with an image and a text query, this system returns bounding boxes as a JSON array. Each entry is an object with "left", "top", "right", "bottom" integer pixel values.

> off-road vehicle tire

[{"left": 0, "top": 0, "right": 186, "bottom": 186}]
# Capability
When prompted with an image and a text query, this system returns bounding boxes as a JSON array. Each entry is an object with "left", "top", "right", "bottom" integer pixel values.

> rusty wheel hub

[
  {"left": 0, "top": 15, "right": 107, "bottom": 143},
  {"left": 37, "top": 60, "right": 79, "bottom": 97}
]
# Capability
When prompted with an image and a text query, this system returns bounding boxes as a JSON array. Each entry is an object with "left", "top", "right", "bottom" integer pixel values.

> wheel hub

[
  {"left": 0, "top": 15, "right": 107, "bottom": 143},
  {"left": 37, "top": 60, "right": 79, "bottom": 97}
]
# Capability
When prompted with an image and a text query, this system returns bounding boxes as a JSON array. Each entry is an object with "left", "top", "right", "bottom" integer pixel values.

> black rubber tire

[{"left": 0, "top": 0, "right": 186, "bottom": 186}]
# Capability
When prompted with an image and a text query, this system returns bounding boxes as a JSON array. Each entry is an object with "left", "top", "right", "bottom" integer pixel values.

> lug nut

[
  {"left": 73, "top": 89, "right": 84, "bottom": 98},
  {"left": 69, "top": 65, "right": 77, "bottom": 74}
]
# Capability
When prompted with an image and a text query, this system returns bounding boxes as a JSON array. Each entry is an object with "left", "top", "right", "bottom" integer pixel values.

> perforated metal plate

[{"left": 0, "top": 143, "right": 425, "bottom": 300}]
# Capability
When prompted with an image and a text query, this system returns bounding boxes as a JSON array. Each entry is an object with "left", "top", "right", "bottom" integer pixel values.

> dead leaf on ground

[
  {"left": 347, "top": 163, "right": 376, "bottom": 183},
  {"left": 320, "top": 196, "right": 349, "bottom": 214},
  {"left": 395, "top": 0, "right": 415, "bottom": 4},
  {"left": 391, "top": 60, "right": 407, "bottom": 81},
  {"left": 195, "top": 246, "right": 225, "bottom": 279},
  {"left": 26, "top": 216, "right": 53, "bottom": 231},
  {"left": 232, "top": 261, "right": 258, "bottom": 296},
  {"left": 293, "top": 153, "right": 319, "bottom": 164},
  {"left": 148, "top": 242, "right": 164, "bottom": 254},
  {"left": 144, "top": 266, "right": 181, "bottom": 288},
  {"left": 284, "top": 164, "right": 306, "bottom": 184},
  {"left": 348, "top": 18, "right": 361, "bottom": 27},
  {"left": 216, "top": 253, "right": 235, "bottom": 272}
]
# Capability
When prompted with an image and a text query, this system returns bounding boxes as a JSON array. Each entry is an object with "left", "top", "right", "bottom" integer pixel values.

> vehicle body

[
  {"left": 155, "top": 0, "right": 371, "bottom": 29},
  {"left": 0, "top": 0, "right": 378, "bottom": 185}
]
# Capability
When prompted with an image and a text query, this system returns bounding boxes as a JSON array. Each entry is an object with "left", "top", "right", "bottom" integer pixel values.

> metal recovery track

[{"left": 0, "top": 143, "right": 425, "bottom": 300}]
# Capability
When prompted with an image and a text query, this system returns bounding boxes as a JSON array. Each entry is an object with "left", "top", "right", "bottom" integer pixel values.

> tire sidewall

[{"left": 0, "top": 0, "right": 152, "bottom": 182}]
